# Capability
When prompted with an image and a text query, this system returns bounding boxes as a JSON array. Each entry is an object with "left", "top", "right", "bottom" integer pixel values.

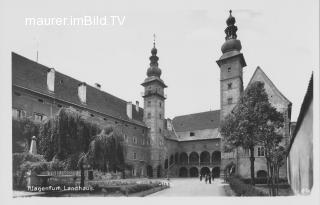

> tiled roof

[
  {"left": 12, "top": 52, "right": 145, "bottom": 125},
  {"left": 172, "top": 110, "right": 220, "bottom": 132}
]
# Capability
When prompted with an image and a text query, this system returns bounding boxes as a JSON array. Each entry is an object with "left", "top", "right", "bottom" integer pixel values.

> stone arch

[
  {"left": 212, "top": 151, "right": 221, "bottom": 163},
  {"left": 164, "top": 158, "right": 169, "bottom": 169},
  {"left": 189, "top": 167, "right": 199, "bottom": 177},
  {"left": 179, "top": 167, "right": 188, "bottom": 177},
  {"left": 212, "top": 167, "right": 220, "bottom": 178},
  {"left": 257, "top": 170, "right": 267, "bottom": 178},
  {"left": 200, "top": 167, "right": 211, "bottom": 176},
  {"left": 189, "top": 152, "right": 199, "bottom": 164},
  {"left": 200, "top": 151, "right": 210, "bottom": 164},
  {"left": 175, "top": 152, "right": 179, "bottom": 163},
  {"left": 170, "top": 154, "right": 174, "bottom": 165},
  {"left": 180, "top": 152, "right": 188, "bottom": 164},
  {"left": 147, "top": 165, "right": 153, "bottom": 178}
]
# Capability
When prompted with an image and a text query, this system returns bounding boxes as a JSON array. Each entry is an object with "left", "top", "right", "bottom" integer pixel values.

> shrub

[
  {"left": 12, "top": 152, "right": 47, "bottom": 189},
  {"left": 228, "top": 175, "right": 268, "bottom": 196},
  {"left": 121, "top": 183, "right": 158, "bottom": 194},
  {"left": 242, "top": 177, "right": 288, "bottom": 185}
]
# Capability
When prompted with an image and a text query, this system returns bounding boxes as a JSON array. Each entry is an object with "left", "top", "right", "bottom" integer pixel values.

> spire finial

[
  {"left": 153, "top": 33, "right": 156, "bottom": 48},
  {"left": 225, "top": 10, "right": 237, "bottom": 40}
]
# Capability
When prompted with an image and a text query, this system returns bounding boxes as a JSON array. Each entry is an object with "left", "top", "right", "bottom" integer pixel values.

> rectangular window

[
  {"left": 133, "top": 152, "right": 137, "bottom": 160},
  {"left": 228, "top": 67, "right": 231, "bottom": 72},
  {"left": 159, "top": 102, "right": 162, "bottom": 107},
  {"left": 190, "top": 132, "right": 195, "bottom": 136},
  {"left": 12, "top": 108, "right": 26, "bottom": 119},
  {"left": 227, "top": 83, "right": 232, "bottom": 89},
  {"left": 257, "top": 146, "right": 265, "bottom": 157},
  {"left": 159, "top": 114, "right": 162, "bottom": 119},
  {"left": 147, "top": 113, "right": 151, "bottom": 119},
  {"left": 133, "top": 137, "right": 137, "bottom": 144},
  {"left": 148, "top": 101, "right": 151, "bottom": 106},
  {"left": 227, "top": 98, "right": 233, "bottom": 105},
  {"left": 159, "top": 128, "right": 162, "bottom": 133},
  {"left": 34, "top": 113, "right": 47, "bottom": 122}
]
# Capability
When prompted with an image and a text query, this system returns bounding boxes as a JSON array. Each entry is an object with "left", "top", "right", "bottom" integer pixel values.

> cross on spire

[{"left": 153, "top": 33, "right": 156, "bottom": 48}]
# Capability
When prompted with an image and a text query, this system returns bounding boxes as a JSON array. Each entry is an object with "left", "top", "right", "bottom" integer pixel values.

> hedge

[{"left": 228, "top": 175, "right": 268, "bottom": 196}]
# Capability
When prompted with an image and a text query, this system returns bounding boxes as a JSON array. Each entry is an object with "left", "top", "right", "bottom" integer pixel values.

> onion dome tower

[
  {"left": 141, "top": 35, "right": 167, "bottom": 178},
  {"left": 216, "top": 10, "right": 247, "bottom": 120}
]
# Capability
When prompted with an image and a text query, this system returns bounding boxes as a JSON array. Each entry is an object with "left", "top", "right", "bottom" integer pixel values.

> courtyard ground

[{"left": 148, "top": 178, "right": 228, "bottom": 196}]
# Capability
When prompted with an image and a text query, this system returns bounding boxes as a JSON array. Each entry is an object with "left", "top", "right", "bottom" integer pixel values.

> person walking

[
  {"left": 209, "top": 174, "right": 212, "bottom": 184},
  {"left": 212, "top": 173, "right": 215, "bottom": 182},
  {"left": 205, "top": 174, "right": 208, "bottom": 184},
  {"left": 200, "top": 174, "right": 202, "bottom": 181}
]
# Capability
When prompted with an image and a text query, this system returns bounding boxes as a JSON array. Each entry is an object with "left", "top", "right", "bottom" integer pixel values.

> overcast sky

[{"left": 1, "top": 0, "right": 318, "bottom": 121}]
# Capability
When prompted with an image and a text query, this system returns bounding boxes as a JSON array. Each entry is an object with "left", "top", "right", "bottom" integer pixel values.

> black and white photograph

[{"left": 0, "top": 0, "right": 318, "bottom": 203}]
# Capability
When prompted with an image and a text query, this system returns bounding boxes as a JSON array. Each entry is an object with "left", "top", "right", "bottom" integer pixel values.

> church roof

[
  {"left": 172, "top": 110, "right": 220, "bottom": 132},
  {"left": 12, "top": 52, "right": 145, "bottom": 126},
  {"left": 247, "top": 66, "right": 292, "bottom": 105}
]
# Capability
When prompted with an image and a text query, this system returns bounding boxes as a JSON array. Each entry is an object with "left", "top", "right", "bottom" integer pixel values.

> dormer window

[
  {"left": 47, "top": 68, "right": 55, "bottom": 92},
  {"left": 78, "top": 82, "right": 86, "bottom": 104}
]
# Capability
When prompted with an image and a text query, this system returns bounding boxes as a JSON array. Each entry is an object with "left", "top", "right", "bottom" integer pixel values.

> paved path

[{"left": 148, "top": 178, "right": 228, "bottom": 196}]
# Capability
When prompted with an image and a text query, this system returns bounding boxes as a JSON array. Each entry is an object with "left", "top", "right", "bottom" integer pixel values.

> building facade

[
  {"left": 287, "top": 74, "right": 313, "bottom": 195},
  {"left": 12, "top": 11, "right": 292, "bottom": 179}
]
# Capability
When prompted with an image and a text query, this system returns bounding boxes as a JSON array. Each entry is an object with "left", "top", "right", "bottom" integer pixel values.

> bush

[
  {"left": 242, "top": 177, "right": 288, "bottom": 185},
  {"left": 228, "top": 175, "right": 268, "bottom": 196},
  {"left": 121, "top": 183, "right": 158, "bottom": 194},
  {"left": 12, "top": 152, "right": 48, "bottom": 189}
]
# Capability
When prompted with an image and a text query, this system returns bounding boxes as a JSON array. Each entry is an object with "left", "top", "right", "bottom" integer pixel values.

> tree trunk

[
  {"left": 80, "top": 161, "right": 85, "bottom": 188},
  {"left": 249, "top": 146, "right": 255, "bottom": 185},
  {"left": 266, "top": 159, "right": 271, "bottom": 196}
]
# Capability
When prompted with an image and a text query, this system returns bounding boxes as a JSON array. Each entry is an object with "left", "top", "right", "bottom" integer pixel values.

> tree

[
  {"left": 259, "top": 124, "right": 286, "bottom": 196},
  {"left": 87, "top": 126, "right": 125, "bottom": 172},
  {"left": 220, "top": 81, "right": 284, "bottom": 185}
]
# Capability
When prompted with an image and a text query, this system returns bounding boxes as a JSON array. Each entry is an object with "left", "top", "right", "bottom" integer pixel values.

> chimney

[
  {"left": 95, "top": 83, "right": 101, "bottom": 90},
  {"left": 29, "top": 136, "right": 37, "bottom": 154},
  {"left": 47, "top": 68, "right": 55, "bottom": 92},
  {"left": 135, "top": 101, "right": 139, "bottom": 112},
  {"left": 126, "top": 101, "right": 132, "bottom": 119},
  {"left": 78, "top": 82, "right": 87, "bottom": 104}
]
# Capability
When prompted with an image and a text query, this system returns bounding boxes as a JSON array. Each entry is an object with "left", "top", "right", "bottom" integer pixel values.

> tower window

[
  {"left": 148, "top": 101, "right": 151, "bottom": 106},
  {"left": 133, "top": 152, "right": 137, "bottom": 160},
  {"left": 133, "top": 137, "right": 137, "bottom": 144},
  {"left": 159, "top": 114, "right": 162, "bottom": 119},
  {"left": 147, "top": 113, "right": 151, "bottom": 119},
  {"left": 159, "top": 128, "right": 162, "bottom": 133},
  {"left": 227, "top": 98, "right": 233, "bottom": 105},
  {"left": 159, "top": 102, "right": 162, "bottom": 107},
  {"left": 227, "top": 83, "right": 232, "bottom": 89},
  {"left": 227, "top": 67, "right": 231, "bottom": 72},
  {"left": 190, "top": 132, "right": 195, "bottom": 136}
]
